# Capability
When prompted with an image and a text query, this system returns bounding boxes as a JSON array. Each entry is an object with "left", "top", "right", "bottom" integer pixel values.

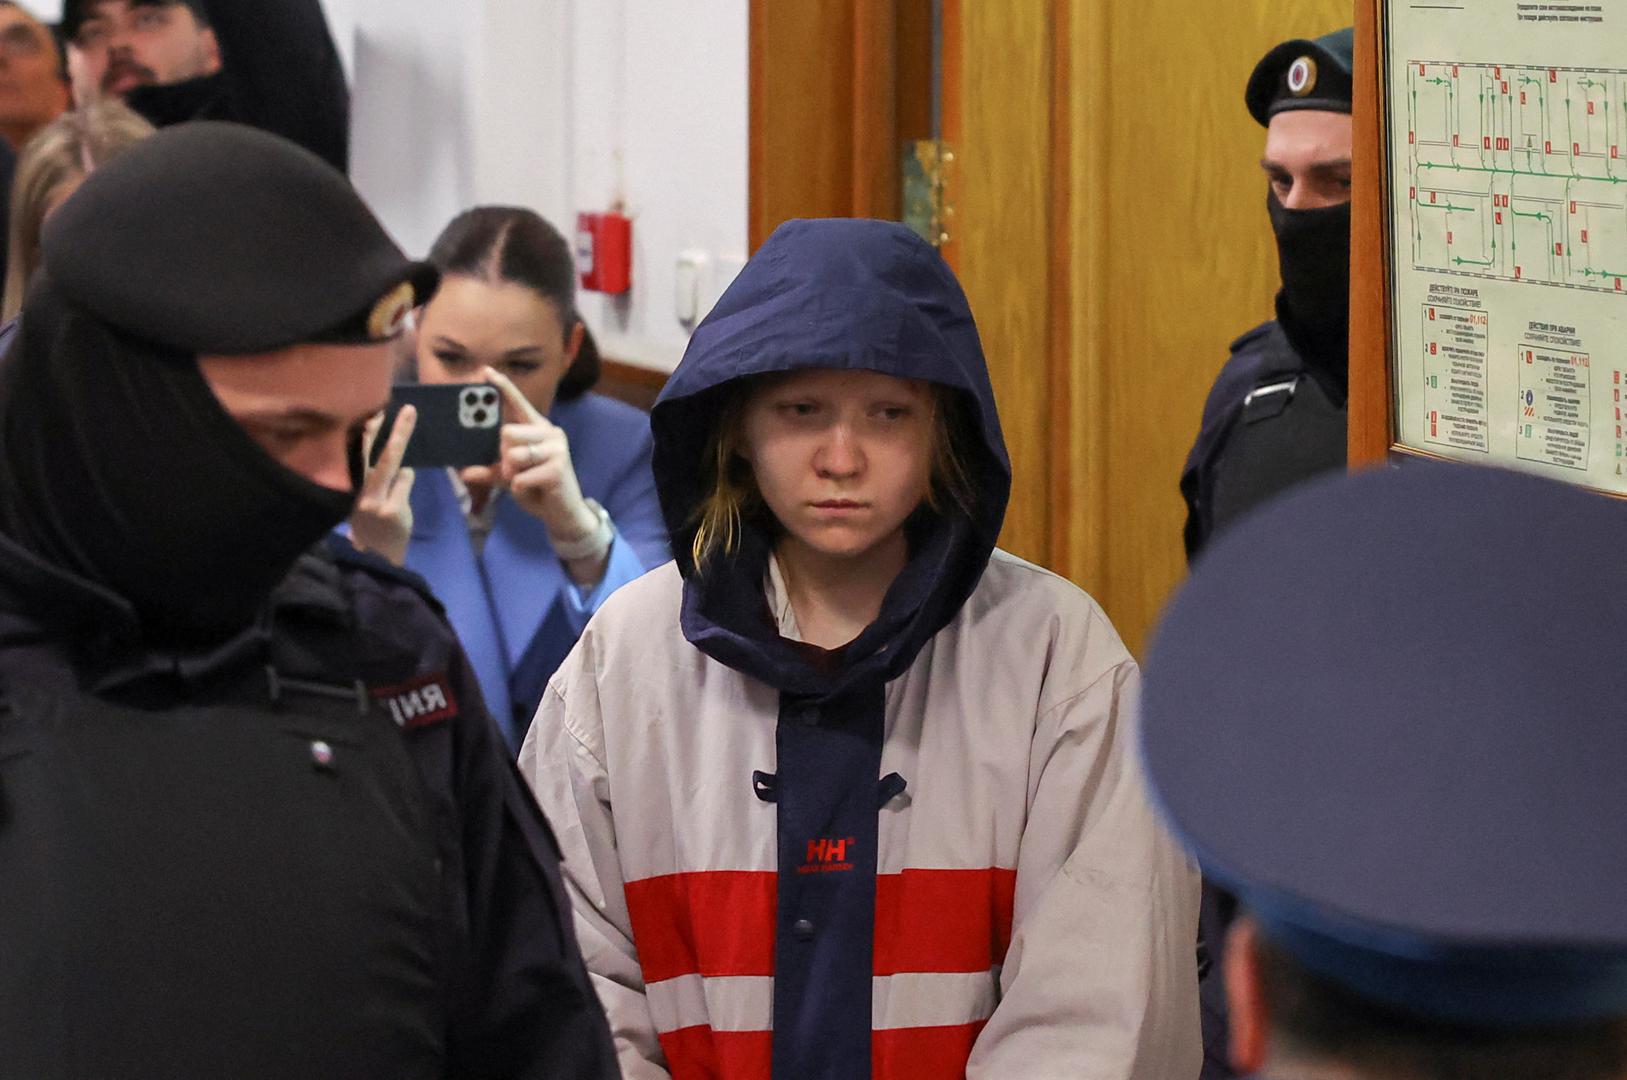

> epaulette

[
  {"left": 321, "top": 533, "right": 447, "bottom": 618},
  {"left": 1227, "top": 319, "right": 1282, "bottom": 355}
]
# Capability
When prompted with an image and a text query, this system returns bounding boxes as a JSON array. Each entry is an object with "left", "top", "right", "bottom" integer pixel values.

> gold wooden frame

[{"left": 1349, "top": 0, "right": 1395, "bottom": 467}]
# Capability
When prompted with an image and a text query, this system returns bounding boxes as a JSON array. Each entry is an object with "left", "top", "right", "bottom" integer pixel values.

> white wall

[
  {"left": 23, "top": 0, "right": 743, "bottom": 371},
  {"left": 342, "top": 0, "right": 749, "bottom": 373}
]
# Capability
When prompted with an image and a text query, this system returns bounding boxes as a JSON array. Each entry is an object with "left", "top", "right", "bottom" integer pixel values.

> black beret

[
  {"left": 1246, "top": 26, "right": 1355, "bottom": 127},
  {"left": 1142, "top": 463, "right": 1627, "bottom": 1027},
  {"left": 40, "top": 121, "right": 436, "bottom": 354}
]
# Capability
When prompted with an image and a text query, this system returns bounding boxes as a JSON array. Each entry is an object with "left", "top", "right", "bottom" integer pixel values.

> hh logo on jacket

[{"left": 799, "top": 837, "right": 857, "bottom": 874}]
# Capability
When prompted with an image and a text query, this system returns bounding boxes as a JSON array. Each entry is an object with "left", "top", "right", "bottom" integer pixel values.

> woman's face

[
  {"left": 414, "top": 274, "right": 581, "bottom": 416},
  {"left": 741, "top": 368, "right": 936, "bottom": 562}
]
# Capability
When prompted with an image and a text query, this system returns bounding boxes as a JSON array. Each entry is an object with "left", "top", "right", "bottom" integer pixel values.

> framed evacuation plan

[{"left": 1355, "top": 0, "right": 1627, "bottom": 491}]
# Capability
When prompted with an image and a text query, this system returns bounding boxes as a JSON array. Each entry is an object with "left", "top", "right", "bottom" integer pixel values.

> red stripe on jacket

[
  {"left": 658, "top": 1027, "right": 772, "bottom": 1080},
  {"left": 658, "top": 1023, "right": 988, "bottom": 1080},
  {"left": 626, "top": 871, "right": 778, "bottom": 981},
  {"left": 874, "top": 868, "right": 1017, "bottom": 976},
  {"left": 624, "top": 868, "right": 1017, "bottom": 983}
]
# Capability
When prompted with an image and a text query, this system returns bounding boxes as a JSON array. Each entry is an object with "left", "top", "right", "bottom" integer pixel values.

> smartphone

[{"left": 370, "top": 383, "right": 502, "bottom": 469}]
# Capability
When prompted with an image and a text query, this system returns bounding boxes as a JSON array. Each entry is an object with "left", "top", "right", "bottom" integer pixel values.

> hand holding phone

[
  {"left": 370, "top": 383, "right": 502, "bottom": 469},
  {"left": 472, "top": 367, "right": 602, "bottom": 553},
  {"left": 350, "top": 404, "right": 418, "bottom": 565}
]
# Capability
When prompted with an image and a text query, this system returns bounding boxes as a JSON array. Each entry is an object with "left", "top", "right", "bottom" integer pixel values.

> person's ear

[
  {"left": 1225, "top": 917, "right": 1271, "bottom": 1074},
  {"left": 198, "top": 27, "right": 221, "bottom": 74},
  {"left": 563, "top": 320, "right": 585, "bottom": 367}
]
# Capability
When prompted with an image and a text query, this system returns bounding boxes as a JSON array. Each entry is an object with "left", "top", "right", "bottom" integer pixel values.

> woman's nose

[{"left": 814, "top": 423, "right": 863, "bottom": 478}]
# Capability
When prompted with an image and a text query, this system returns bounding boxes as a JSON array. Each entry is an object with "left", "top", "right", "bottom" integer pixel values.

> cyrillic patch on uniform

[{"left": 373, "top": 673, "right": 458, "bottom": 730}]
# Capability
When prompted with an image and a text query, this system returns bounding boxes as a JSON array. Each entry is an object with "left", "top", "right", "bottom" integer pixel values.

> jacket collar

[{"left": 0, "top": 529, "right": 349, "bottom": 695}]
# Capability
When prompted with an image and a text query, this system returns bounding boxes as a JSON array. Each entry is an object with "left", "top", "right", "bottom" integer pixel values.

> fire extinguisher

[{"left": 576, "top": 211, "right": 632, "bottom": 294}]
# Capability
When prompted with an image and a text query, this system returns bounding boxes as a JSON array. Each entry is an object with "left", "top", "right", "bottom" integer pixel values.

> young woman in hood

[{"left": 519, "top": 219, "right": 1200, "bottom": 1079}]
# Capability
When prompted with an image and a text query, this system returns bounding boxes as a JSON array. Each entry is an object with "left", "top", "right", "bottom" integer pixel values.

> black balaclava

[
  {"left": 0, "top": 277, "right": 356, "bottom": 646},
  {"left": 126, "top": 74, "right": 228, "bottom": 131},
  {"left": 1268, "top": 191, "right": 1352, "bottom": 374},
  {"left": 1249, "top": 26, "right": 1356, "bottom": 386},
  {"left": 0, "top": 122, "right": 436, "bottom": 647}
]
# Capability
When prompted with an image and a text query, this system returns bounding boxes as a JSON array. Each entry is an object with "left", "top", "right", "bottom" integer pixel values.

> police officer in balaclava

[
  {"left": 1181, "top": 26, "right": 1355, "bottom": 562},
  {"left": 1176, "top": 26, "right": 1356, "bottom": 1080},
  {"left": 0, "top": 122, "right": 618, "bottom": 1080}
]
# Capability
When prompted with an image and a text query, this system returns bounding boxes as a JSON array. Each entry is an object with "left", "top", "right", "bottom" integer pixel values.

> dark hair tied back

[{"left": 427, "top": 206, "right": 601, "bottom": 401}]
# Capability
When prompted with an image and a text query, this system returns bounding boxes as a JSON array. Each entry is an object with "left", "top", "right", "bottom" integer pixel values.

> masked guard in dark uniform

[
  {"left": 0, "top": 123, "right": 618, "bottom": 1079},
  {"left": 1143, "top": 463, "right": 1627, "bottom": 1080},
  {"left": 1181, "top": 30, "right": 1357, "bottom": 1077},
  {"left": 1182, "top": 27, "right": 1355, "bottom": 562}
]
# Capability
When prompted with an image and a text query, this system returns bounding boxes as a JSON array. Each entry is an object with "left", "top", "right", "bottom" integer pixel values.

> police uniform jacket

[
  {"left": 0, "top": 533, "right": 620, "bottom": 1080},
  {"left": 1180, "top": 319, "right": 1347, "bottom": 560}
]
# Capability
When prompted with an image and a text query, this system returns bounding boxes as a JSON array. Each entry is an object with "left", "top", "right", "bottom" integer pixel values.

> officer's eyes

[{"left": 132, "top": 9, "right": 169, "bottom": 30}]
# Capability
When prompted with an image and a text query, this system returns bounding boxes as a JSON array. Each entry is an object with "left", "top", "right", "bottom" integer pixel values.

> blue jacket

[{"left": 405, "top": 391, "right": 669, "bottom": 748}]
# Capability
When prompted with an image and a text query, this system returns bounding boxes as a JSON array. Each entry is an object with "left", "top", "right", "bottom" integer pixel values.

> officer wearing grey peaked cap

[
  {"left": 1142, "top": 462, "right": 1627, "bottom": 1080},
  {"left": 0, "top": 122, "right": 619, "bottom": 1079}
]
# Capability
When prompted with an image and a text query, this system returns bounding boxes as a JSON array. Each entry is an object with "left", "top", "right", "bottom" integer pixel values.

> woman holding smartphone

[
  {"left": 351, "top": 207, "right": 668, "bottom": 749},
  {"left": 520, "top": 218, "right": 1200, "bottom": 1078}
]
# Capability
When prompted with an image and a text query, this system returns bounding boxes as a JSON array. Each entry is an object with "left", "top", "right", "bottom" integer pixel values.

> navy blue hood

[{"left": 652, "top": 218, "right": 1010, "bottom": 696}]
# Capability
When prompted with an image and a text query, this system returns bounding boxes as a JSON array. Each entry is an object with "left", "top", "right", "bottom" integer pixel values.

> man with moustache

[{"left": 61, "top": 0, "right": 347, "bottom": 170}]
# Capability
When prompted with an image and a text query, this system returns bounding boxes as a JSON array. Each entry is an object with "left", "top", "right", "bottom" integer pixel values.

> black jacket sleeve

[
  {"left": 328, "top": 541, "right": 619, "bottom": 1078},
  {"left": 443, "top": 646, "right": 622, "bottom": 1079},
  {"left": 193, "top": 0, "right": 350, "bottom": 172}
]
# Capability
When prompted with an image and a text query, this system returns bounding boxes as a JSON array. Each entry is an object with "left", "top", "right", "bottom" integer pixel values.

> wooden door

[
  {"left": 945, "top": 0, "right": 1352, "bottom": 655},
  {"left": 749, "top": 0, "right": 1353, "bottom": 654}
]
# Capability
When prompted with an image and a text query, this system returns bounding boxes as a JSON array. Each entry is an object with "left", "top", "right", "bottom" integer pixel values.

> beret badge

[
  {"left": 367, "top": 281, "right": 415, "bottom": 341},
  {"left": 1287, "top": 56, "right": 1318, "bottom": 97}
]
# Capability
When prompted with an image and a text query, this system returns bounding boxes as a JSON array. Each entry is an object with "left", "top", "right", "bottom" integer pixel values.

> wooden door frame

[
  {"left": 748, "top": 0, "right": 916, "bottom": 250},
  {"left": 1349, "top": 0, "right": 1393, "bottom": 466}
]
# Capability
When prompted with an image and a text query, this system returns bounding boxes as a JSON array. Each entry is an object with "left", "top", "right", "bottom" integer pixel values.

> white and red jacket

[{"left": 520, "top": 552, "right": 1201, "bottom": 1079}]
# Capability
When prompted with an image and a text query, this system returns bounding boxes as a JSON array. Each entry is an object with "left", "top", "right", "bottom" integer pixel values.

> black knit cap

[
  {"left": 39, "top": 121, "right": 437, "bottom": 354},
  {"left": 1246, "top": 26, "right": 1355, "bottom": 127},
  {"left": 59, "top": 0, "right": 208, "bottom": 42}
]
